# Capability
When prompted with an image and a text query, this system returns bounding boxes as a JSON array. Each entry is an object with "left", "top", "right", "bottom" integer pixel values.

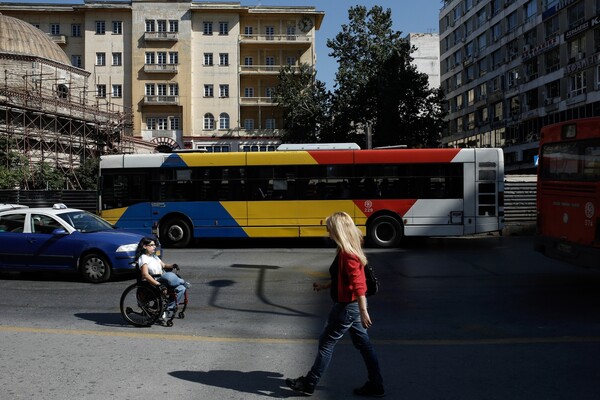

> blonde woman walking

[{"left": 285, "top": 211, "right": 385, "bottom": 397}]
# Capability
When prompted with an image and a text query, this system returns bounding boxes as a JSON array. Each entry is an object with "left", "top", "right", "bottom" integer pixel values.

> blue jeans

[
  {"left": 306, "top": 302, "right": 383, "bottom": 386},
  {"left": 158, "top": 272, "right": 185, "bottom": 311}
]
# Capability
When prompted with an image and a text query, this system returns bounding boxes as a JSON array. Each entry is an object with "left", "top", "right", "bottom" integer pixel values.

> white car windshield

[{"left": 56, "top": 211, "right": 114, "bottom": 233}]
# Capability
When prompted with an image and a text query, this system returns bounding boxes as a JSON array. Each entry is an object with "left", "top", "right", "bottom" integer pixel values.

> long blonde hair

[{"left": 326, "top": 211, "right": 367, "bottom": 266}]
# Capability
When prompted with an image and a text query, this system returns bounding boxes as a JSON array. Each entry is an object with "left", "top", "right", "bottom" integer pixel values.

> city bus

[
  {"left": 534, "top": 118, "right": 600, "bottom": 267},
  {"left": 99, "top": 147, "right": 505, "bottom": 248}
]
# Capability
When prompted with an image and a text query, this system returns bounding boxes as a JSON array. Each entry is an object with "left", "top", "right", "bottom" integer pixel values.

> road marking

[{"left": 1, "top": 325, "right": 600, "bottom": 346}]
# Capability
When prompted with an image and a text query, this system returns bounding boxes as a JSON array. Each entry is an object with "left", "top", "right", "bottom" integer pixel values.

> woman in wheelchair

[{"left": 136, "top": 237, "right": 189, "bottom": 322}]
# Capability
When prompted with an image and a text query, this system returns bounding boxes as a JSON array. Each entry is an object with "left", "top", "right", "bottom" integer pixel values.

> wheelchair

[{"left": 120, "top": 265, "right": 188, "bottom": 327}]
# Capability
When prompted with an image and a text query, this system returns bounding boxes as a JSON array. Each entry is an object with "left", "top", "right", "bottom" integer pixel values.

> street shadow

[
  {"left": 169, "top": 370, "right": 300, "bottom": 398},
  {"left": 207, "top": 264, "right": 314, "bottom": 317},
  {"left": 74, "top": 312, "right": 131, "bottom": 327}
]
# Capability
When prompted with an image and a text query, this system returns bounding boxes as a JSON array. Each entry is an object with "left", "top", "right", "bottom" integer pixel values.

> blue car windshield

[{"left": 56, "top": 211, "right": 114, "bottom": 233}]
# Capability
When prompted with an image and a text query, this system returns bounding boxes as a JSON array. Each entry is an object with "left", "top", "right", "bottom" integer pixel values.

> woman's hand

[{"left": 360, "top": 308, "right": 373, "bottom": 329}]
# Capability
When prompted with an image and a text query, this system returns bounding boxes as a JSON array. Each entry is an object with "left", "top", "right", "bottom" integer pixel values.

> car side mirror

[{"left": 52, "top": 228, "right": 68, "bottom": 235}]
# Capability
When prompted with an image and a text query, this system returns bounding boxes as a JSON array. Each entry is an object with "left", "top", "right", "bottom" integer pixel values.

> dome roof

[{"left": 0, "top": 14, "right": 71, "bottom": 65}]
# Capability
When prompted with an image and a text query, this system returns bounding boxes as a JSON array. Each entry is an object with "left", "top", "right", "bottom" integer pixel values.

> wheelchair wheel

[{"left": 120, "top": 283, "right": 163, "bottom": 327}]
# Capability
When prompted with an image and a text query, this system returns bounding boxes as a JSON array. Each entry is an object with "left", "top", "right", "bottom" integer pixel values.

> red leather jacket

[{"left": 335, "top": 251, "right": 367, "bottom": 302}]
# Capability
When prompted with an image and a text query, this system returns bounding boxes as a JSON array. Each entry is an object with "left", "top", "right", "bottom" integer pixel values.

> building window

[
  {"left": 112, "top": 52, "right": 122, "bottom": 66},
  {"left": 157, "top": 84, "right": 167, "bottom": 96},
  {"left": 265, "top": 87, "right": 275, "bottom": 98},
  {"left": 169, "top": 20, "right": 178, "bottom": 32},
  {"left": 204, "top": 85, "right": 214, "bottom": 97},
  {"left": 96, "top": 85, "right": 106, "bottom": 98},
  {"left": 506, "top": 12, "right": 517, "bottom": 32},
  {"left": 204, "top": 113, "right": 215, "bottom": 130},
  {"left": 71, "top": 24, "right": 81, "bottom": 37},
  {"left": 524, "top": 0, "right": 537, "bottom": 22},
  {"left": 545, "top": 80, "right": 560, "bottom": 100},
  {"left": 568, "top": 36, "right": 586, "bottom": 61},
  {"left": 219, "top": 22, "right": 229, "bottom": 35},
  {"left": 568, "top": 2, "right": 585, "bottom": 29},
  {"left": 171, "top": 117, "right": 180, "bottom": 130},
  {"left": 244, "top": 87, "right": 254, "bottom": 97},
  {"left": 219, "top": 53, "right": 229, "bottom": 66},
  {"left": 204, "top": 53, "right": 213, "bottom": 66},
  {"left": 96, "top": 53, "right": 106, "bottom": 66},
  {"left": 145, "top": 20, "right": 155, "bottom": 32},
  {"left": 244, "top": 26, "right": 253, "bottom": 36},
  {"left": 545, "top": 48, "right": 560, "bottom": 73},
  {"left": 265, "top": 26, "right": 275, "bottom": 40},
  {"left": 112, "top": 21, "right": 122, "bottom": 35},
  {"left": 158, "top": 118, "right": 168, "bottom": 130},
  {"left": 51, "top": 24, "right": 60, "bottom": 35},
  {"left": 493, "top": 101, "right": 503, "bottom": 121},
  {"left": 569, "top": 71, "right": 586, "bottom": 97},
  {"left": 265, "top": 56, "right": 275, "bottom": 70},
  {"left": 157, "top": 20, "right": 167, "bottom": 33},
  {"left": 219, "top": 113, "right": 230, "bottom": 129},
  {"left": 145, "top": 52, "right": 155, "bottom": 64},
  {"left": 170, "top": 84, "right": 179, "bottom": 96},
  {"left": 545, "top": 15, "right": 559, "bottom": 38},
  {"left": 169, "top": 52, "right": 179, "bottom": 64},
  {"left": 244, "top": 119, "right": 254, "bottom": 130},
  {"left": 145, "top": 84, "right": 155, "bottom": 96},
  {"left": 147, "top": 118, "right": 156, "bottom": 130},
  {"left": 71, "top": 55, "right": 82, "bottom": 68},
  {"left": 219, "top": 84, "right": 229, "bottom": 97},
  {"left": 456, "top": 94, "right": 463, "bottom": 110},
  {"left": 287, "top": 25, "right": 296, "bottom": 39},
  {"left": 157, "top": 52, "right": 167, "bottom": 65},
  {"left": 112, "top": 84, "right": 122, "bottom": 98},
  {"left": 286, "top": 57, "right": 296, "bottom": 65},
  {"left": 244, "top": 57, "right": 253, "bottom": 66},
  {"left": 203, "top": 22, "right": 213, "bottom": 35},
  {"left": 266, "top": 119, "right": 276, "bottom": 129},
  {"left": 95, "top": 21, "right": 106, "bottom": 34}
]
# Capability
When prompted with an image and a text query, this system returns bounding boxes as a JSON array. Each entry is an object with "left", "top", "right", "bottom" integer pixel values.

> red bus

[{"left": 535, "top": 118, "right": 600, "bottom": 267}]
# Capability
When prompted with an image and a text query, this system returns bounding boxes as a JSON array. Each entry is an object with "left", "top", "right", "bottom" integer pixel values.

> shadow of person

[{"left": 169, "top": 370, "right": 299, "bottom": 398}]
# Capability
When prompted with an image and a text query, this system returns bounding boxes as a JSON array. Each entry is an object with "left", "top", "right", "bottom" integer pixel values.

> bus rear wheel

[
  {"left": 368, "top": 215, "right": 402, "bottom": 248},
  {"left": 160, "top": 218, "right": 192, "bottom": 248}
]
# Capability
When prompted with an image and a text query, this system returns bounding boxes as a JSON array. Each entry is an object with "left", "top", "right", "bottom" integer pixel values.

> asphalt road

[{"left": 1, "top": 235, "right": 600, "bottom": 399}]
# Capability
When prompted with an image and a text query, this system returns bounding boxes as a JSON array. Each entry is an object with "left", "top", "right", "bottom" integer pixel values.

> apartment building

[
  {"left": 0, "top": 0, "right": 323, "bottom": 152},
  {"left": 407, "top": 33, "right": 441, "bottom": 89},
  {"left": 440, "top": 0, "right": 600, "bottom": 172}
]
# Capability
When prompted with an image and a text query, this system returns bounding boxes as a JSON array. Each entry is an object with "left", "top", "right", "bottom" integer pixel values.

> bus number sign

[{"left": 364, "top": 200, "right": 373, "bottom": 213}]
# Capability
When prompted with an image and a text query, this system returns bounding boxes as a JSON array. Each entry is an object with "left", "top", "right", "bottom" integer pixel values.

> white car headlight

[{"left": 116, "top": 243, "right": 138, "bottom": 253}]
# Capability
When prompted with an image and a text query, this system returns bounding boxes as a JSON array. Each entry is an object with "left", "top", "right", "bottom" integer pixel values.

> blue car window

[
  {"left": 31, "top": 214, "right": 63, "bottom": 234},
  {"left": 0, "top": 213, "right": 26, "bottom": 233},
  {"left": 56, "top": 211, "right": 113, "bottom": 233}
]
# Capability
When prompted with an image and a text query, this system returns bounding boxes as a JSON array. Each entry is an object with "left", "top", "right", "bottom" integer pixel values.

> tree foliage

[
  {"left": 274, "top": 5, "right": 446, "bottom": 148},
  {"left": 273, "top": 64, "right": 331, "bottom": 143}
]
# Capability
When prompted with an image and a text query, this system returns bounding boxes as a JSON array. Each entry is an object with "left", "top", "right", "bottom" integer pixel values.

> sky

[{"left": 16, "top": 0, "right": 441, "bottom": 90}]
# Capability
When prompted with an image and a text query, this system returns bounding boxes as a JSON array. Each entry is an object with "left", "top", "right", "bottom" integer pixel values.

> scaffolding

[{"left": 0, "top": 67, "right": 134, "bottom": 189}]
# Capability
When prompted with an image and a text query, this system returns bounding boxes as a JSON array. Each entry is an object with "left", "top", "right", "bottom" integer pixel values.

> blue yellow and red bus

[
  {"left": 535, "top": 118, "right": 600, "bottom": 267},
  {"left": 99, "top": 147, "right": 504, "bottom": 248}
]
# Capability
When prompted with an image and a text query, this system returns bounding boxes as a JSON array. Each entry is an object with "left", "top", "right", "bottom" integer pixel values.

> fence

[{"left": 0, "top": 190, "right": 97, "bottom": 212}]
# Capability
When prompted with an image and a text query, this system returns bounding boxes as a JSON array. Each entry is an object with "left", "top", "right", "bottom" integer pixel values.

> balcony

[
  {"left": 239, "top": 33, "right": 311, "bottom": 44},
  {"left": 144, "top": 31, "right": 178, "bottom": 41},
  {"left": 240, "top": 65, "right": 300, "bottom": 75},
  {"left": 144, "top": 64, "right": 178, "bottom": 73},
  {"left": 240, "top": 97, "right": 276, "bottom": 106},
  {"left": 49, "top": 34, "right": 67, "bottom": 45},
  {"left": 144, "top": 95, "right": 179, "bottom": 105}
]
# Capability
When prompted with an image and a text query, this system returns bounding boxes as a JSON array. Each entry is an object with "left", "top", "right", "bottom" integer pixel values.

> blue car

[{"left": 0, "top": 204, "right": 156, "bottom": 283}]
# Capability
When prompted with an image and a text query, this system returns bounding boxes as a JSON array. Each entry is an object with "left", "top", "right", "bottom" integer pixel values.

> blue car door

[
  {"left": 27, "top": 213, "right": 78, "bottom": 270},
  {"left": 0, "top": 212, "right": 29, "bottom": 269}
]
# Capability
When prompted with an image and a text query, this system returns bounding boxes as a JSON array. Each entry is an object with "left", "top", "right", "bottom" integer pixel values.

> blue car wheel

[{"left": 80, "top": 253, "right": 111, "bottom": 283}]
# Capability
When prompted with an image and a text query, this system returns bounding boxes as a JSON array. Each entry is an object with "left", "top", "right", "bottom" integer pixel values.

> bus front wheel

[
  {"left": 160, "top": 218, "right": 192, "bottom": 248},
  {"left": 368, "top": 215, "right": 402, "bottom": 248}
]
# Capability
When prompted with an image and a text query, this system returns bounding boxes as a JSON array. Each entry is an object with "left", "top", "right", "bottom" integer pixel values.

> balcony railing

[
  {"left": 240, "top": 97, "right": 276, "bottom": 106},
  {"left": 144, "top": 31, "right": 178, "bottom": 41},
  {"left": 144, "top": 95, "right": 179, "bottom": 105},
  {"left": 49, "top": 34, "right": 67, "bottom": 45},
  {"left": 144, "top": 64, "right": 178, "bottom": 73},
  {"left": 240, "top": 65, "right": 300, "bottom": 74},
  {"left": 239, "top": 34, "right": 311, "bottom": 43}
]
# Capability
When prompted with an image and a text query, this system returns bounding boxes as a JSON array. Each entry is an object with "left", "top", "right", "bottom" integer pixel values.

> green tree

[
  {"left": 74, "top": 157, "right": 99, "bottom": 190},
  {"left": 273, "top": 63, "right": 331, "bottom": 143},
  {"left": 325, "top": 5, "right": 445, "bottom": 148},
  {"left": 30, "top": 162, "right": 65, "bottom": 190}
]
